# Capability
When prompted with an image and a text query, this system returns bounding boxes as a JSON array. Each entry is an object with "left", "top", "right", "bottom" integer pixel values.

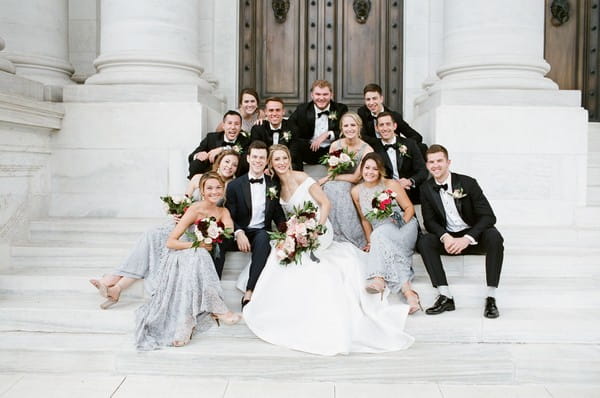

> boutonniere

[
  {"left": 240, "top": 130, "right": 250, "bottom": 138},
  {"left": 281, "top": 131, "right": 292, "bottom": 142},
  {"left": 267, "top": 186, "right": 279, "bottom": 200},
  {"left": 397, "top": 144, "right": 410, "bottom": 157},
  {"left": 328, "top": 111, "right": 337, "bottom": 121},
  {"left": 449, "top": 188, "right": 467, "bottom": 199},
  {"left": 231, "top": 144, "right": 243, "bottom": 154}
]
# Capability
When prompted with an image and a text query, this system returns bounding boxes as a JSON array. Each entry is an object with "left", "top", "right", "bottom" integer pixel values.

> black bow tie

[
  {"left": 317, "top": 110, "right": 330, "bottom": 118},
  {"left": 249, "top": 177, "right": 264, "bottom": 184},
  {"left": 433, "top": 183, "right": 448, "bottom": 192},
  {"left": 383, "top": 143, "right": 396, "bottom": 151},
  {"left": 271, "top": 129, "right": 281, "bottom": 134},
  {"left": 224, "top": 140, "right": 236, "bottom": 145}
]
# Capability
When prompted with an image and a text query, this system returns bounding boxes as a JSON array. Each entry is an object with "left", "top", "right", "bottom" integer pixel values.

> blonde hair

[
  {"left": 339, "top": 111, "right": 363, "bottom": 139},
  {"left": 267, "top": 144, "right": 292, "bottom": 174}
]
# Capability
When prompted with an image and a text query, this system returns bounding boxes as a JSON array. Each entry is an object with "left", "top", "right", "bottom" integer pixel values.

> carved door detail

[
  {"left": 544, "top": 0, "right": 600, "bottom": 121},
  {"left": 239, "top": 0, "right": 404, "bottom": 113}
]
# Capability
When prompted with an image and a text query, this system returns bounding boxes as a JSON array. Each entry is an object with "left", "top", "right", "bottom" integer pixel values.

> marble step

[
  {"left": 23, "top": 221, "right": 600, "bottom": 248},
  {"left": 1, "top": 294, "right": 598, "bottom": 345},
  {"left": 1, "top": 275, "right": 598, "bottom": 310},
  {"left": 1, "top": 331, "right": 597, "bottom": 384},
  {"left": 0, "top": 331, "right": 124, "bottom": 374},
  {"left": 114, "top": 338, "right": 600, "bottom": 385},
  {"left": 588, "top": 186, "right": 600, "bottom": 205},
  {"left": 575, "top": 206, "right": 600, "bottom": 227}
]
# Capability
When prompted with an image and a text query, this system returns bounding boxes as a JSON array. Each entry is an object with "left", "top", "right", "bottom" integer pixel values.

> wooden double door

[{"left": 239, "top": 0, "right": 404, "bottom": 114}]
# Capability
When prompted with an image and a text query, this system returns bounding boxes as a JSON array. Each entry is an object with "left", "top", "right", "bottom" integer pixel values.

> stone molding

[{"left": 0, "top": 93, "right": 64, "bottom": 130}]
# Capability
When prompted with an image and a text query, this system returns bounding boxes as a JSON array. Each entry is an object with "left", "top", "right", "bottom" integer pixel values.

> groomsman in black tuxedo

[
  {"left": 187, "top": 110, "right": 250, "bottom": 179},
  {"left": 224, "top": 140, "right": 286, "bottom": 307},
  {"left": 357, "top": 84, "right": 424, "bottom": 152},
  {"left": 288, "top": 79, "right": 348, "bottom": 170},
  {"left": 372, "top": 112, "right": 428, "bottom": 204},
  {"left": 417, "top": 144, "right": 503, "bottom": 318},
  {"left": 250, "top": 97, "right": 301, "bottom": 170}
]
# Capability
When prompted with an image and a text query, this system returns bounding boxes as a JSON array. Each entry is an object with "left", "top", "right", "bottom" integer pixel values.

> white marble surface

[
  {"left": 0, "top": 375, "right": 123, "bottom": 398},
  {"left": 439, "top": 384, "right": 552, "bottom": 398},
  {"left": 113, "top": 375, "right": 227, "bottom": 398},
  {"left": 225, "top": 381, "right": 334, "bottom": 398}
]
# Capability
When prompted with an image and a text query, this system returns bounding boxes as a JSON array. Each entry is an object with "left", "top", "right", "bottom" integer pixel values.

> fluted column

[
  {"left": 86, "top": 0, "right": 211, "bottom": 91},
  {"left": 0, "top": 37, "right": 16, "bottom": 74},
  {"left": 0, "top": 0, "right": 74, "bottom": 85},
  {"left": 430, "top": 0, "right": 557, "bottom": 92}
]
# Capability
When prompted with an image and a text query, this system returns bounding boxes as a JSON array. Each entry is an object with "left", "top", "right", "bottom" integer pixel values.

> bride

[{"left": 241, "top": 144, "right": 414, "bottom": 355}]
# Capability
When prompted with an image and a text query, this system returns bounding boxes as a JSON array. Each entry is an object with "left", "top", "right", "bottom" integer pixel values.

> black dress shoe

[
  {"left": 425, "top": 295, "right": 455, "bottom": 315},
  {"left": 241, "top": 297, "right": 250, "bottom": 309},
  {"left": 484, "top": 296, "right": 499, "bottom": 319}
]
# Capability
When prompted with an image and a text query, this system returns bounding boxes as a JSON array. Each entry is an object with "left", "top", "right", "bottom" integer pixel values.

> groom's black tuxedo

[
  {"left": 372, "top": 136, "right": 428, "bottom": 204},
  {"left": 417, "top": 172, "right": 504, "bottom": 288},
  {"left": 357, "top": 105, "right": 423, "bottom": 145},
  {"left": 187, "top": 131, "right": 250, "bottom": 178},
  {"left": 223, "top": 174, "right": 285, "bottom": 291},
  {"left": 288, "top": 100, "right": 348, "bottom": 169}
]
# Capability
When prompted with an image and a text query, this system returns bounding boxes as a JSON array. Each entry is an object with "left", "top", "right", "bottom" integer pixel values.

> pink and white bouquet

[
  {"left": 269, "top": 201, "right": 327, "bottom": 265},
  {"left": 160, "top": 195, "right": 193, "bottom": 217},
  {"left": 365, "top": 189, "right": 398, "bottom": 221},
  {"left": 319, "top": 148, "right": 357, "bottom": 179},
  {"left": 187, "top": 216, "right": 233, "bottom": 253}
]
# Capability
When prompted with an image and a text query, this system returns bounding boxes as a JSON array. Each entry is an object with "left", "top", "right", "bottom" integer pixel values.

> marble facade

[{"left": 0, "top": 0, "right": 591, "bottom": 235}]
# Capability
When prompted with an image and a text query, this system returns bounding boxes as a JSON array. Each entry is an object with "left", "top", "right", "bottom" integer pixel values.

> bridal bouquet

[
  {"left": 319, "top": 148, "right": 357, "bottom": 179},
  {"left": 187, "top": 217, "right": 233, "bottom": 254},
  {"left": 269, "top": 201, "right": 327, "bottom": 265},
  {"left": 160, "top": 195, "right": 193, "bottom": 216},
  {"left": 365, "top": 189, "right": 401, "bottom": 222}
]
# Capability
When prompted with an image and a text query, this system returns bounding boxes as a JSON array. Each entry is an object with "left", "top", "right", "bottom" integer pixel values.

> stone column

[
  {"left": 0, "top": 0, "right": 74, "bottom": 85},
  {"left": 86, "top": 0, "right": 211, "bottom": 91},
  {"left": 430, "top": 0, "right": 557, "bottom": 92},
  {"left": 0, "top": 37, "right": 16, "bottom": 74}
]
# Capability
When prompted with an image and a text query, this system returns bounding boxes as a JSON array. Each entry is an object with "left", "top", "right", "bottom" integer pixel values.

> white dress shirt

[
  {"left": 436, "top": 175, "right": 476, "bottom": 244},
  {"left": 382, "top": 137, "right": 399, "bottom": 179},
  {"left": 269, "top": 122, "right": 281, "bottom": 145},
  {"left": 248, "top": 173, "right": 266, "bottom": 229},
  {"left": 313, "top": 105, "right": 333, "bottom": 148}
]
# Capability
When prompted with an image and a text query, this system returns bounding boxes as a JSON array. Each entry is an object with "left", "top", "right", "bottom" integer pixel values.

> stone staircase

[{"left": 1, "top": 211, "right": 599, "bottom": 384}]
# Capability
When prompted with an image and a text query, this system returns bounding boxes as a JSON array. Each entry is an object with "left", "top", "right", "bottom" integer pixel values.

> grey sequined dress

[
  {"left": 358, "top": 182, "right": 418, "bottom": 294},
  {"left": 322, "top": 142, "right": 369, "bottom": 248},
  {"left": 134, "top": 241, "right": 229, "bottom": 351}
]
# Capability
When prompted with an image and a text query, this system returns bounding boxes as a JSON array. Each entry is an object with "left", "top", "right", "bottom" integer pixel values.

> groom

[
  {"left": 224, "top": 140, "right": 286, "bottom": 307},
  {"left": 417, "top": 144, "right": 504, "bottom": 318}
]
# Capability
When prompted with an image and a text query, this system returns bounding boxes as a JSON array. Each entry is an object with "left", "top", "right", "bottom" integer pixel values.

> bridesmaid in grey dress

[
  {"left": 135, "top": 172, "right": 241, "bottom": 350},
  {"left": 351, "top": 152, "right": 421, "bottom": 314},
  {"left": 319, "top": 112, "right": 373, "bottom": 248},
  {"left": 89, "top": 150, "right": 239, "bottom": 309}
]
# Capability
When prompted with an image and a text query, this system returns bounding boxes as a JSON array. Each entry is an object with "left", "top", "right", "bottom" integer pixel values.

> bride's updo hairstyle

[
  {"left": 267, "top": 144, "right": 292, "bottom": 173},
  {"left": 339, "top": 111, "right": 363, "bottom": 139},
  {"left": 359, "top": 152, "right": 388, "bottom": 181},
  {"left": 198, "top": 171, "right": 226, "bottom": 193}
]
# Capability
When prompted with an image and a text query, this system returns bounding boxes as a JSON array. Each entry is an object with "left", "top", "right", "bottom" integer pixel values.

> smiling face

[
  {"left": 364, "top": 90, "right": 384, "bottom": 115},
  {"left": 376, "top": 115, "right": 397, "bottom": 142},
  {"left": 426, "top": 151, "right": 451, "bottom": 183},
  {"left": 361, "top": 158, "right": 382, "bottom": 183},
  {"left": 239, "top": 93, "right": 258, "bottom": 116},
  {"left": 217, "top": 154, "right": 239, "bottom": 179},
  {"left": 223, "top": 114, "right": 242, "bottom": 142},
  {"left": 247, "top": 147, "right": 268, "bottom": 176},
  {"left": 311, "top": 86, "right": 333, "bottom": 110},
  {"left": 201, "top": 178, "right": 225, "bottom": 204},
  {"left": 269, "top": 148, "right": 291, "bottom": 175},
  {"left": 340, "top": 114, "right": 360, "bottom": 139},
  {"left": 265, "top": 100, "right": 284, "bottom": 128}
]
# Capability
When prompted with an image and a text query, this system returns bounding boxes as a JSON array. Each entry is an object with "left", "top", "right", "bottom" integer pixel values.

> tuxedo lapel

[
  {"left": 451, "top": 173, "right": 464, "bottom": 218},
  {"left": 428, "top": 181, "right": 446, "bottom": 220},
  {"left": 307, "top": 104, "right": 316, "bottom": 136},
  {"left": 395, "top": 142, "right": 405, "bottom": 173},
  {"left": 378, "top": 141, "right": 394, "bottom": 176},
  {"left": 241, "top": 175, "right": 252, "bottom": 215}
]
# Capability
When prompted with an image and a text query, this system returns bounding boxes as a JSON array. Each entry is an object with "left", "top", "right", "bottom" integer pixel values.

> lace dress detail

[
  {"left": 322, "top": 142, "right": 369, "bottom": 248},
  {"left": 134, "top": 225, "right": 229, "bottom": 351},
  {"left": 113, "top": 219, "right": 174, "bottom": 296},
  {"left": 358, "top": 182, "right": 418, "bottom": 293}
]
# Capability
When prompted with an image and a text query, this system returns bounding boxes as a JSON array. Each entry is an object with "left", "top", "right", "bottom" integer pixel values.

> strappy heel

[
  {"left": 211, "top": 312, "right": 242, "bottom": 327},
  {"left": 366, "top": 278, "right": 386, "bottom": 301},
  {"left": 99, "top": 284, "right": 121, "bottom": 310},
  {"left": 404, "top": 289, "right": 423, "bottom": 314}
]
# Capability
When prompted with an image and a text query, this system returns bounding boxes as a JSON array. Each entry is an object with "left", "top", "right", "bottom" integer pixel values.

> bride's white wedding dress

[{"left": 241, "top": 177, "right": 414, "bottom": 356}]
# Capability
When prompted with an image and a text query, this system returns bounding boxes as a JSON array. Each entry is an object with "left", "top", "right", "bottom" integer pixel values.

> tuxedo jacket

[
  {"left": 250, "top": 119, "right": 297, "bottom": 148},
  {"left": 225, "top": 174, "right": 285, "bottom": 233},
  {"left": 357, "top": 105, "right": 423, "bottom": 144},
  {"left": 187, "top": 132, "right": 250, "bottom": 178},
  {"left": 419, "top": 172, "right": 497, "bottom": 241},
  {"left": 372, "top": 136, "right": 428, "bottom": 186},
  {"left": 288, "top": 100, "right": 348, "bottom": 141}
]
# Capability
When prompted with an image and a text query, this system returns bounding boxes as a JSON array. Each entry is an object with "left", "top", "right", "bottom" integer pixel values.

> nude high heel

[
  {"left": 211, "top": 312, "right": 242, "bottom": 327},
  {"left": 366, "top": 278, "right": 386, "bottom": 301},
  {"left": 99, "top": 284, "right": 121, "bottom": 310}
]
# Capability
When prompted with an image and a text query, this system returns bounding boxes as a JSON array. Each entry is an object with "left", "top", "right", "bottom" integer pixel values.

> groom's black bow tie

[
  {"left": 249, "top": 177, "right": 264, "bottom": 184},
  {"left": 317, "top": 110, "right": 330, "bottom": 118},
  {"left": 224, "top": 140, "right": 236, "bottom": 145},
  {"left": 433, "top": 183, "right": 448, "bottom": 192},
  {"left": 271, "top": 129, "right": 281, "bottom": 134},
  {"left": 383, "top": 143, "right": 396, "bottom": 151}
]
